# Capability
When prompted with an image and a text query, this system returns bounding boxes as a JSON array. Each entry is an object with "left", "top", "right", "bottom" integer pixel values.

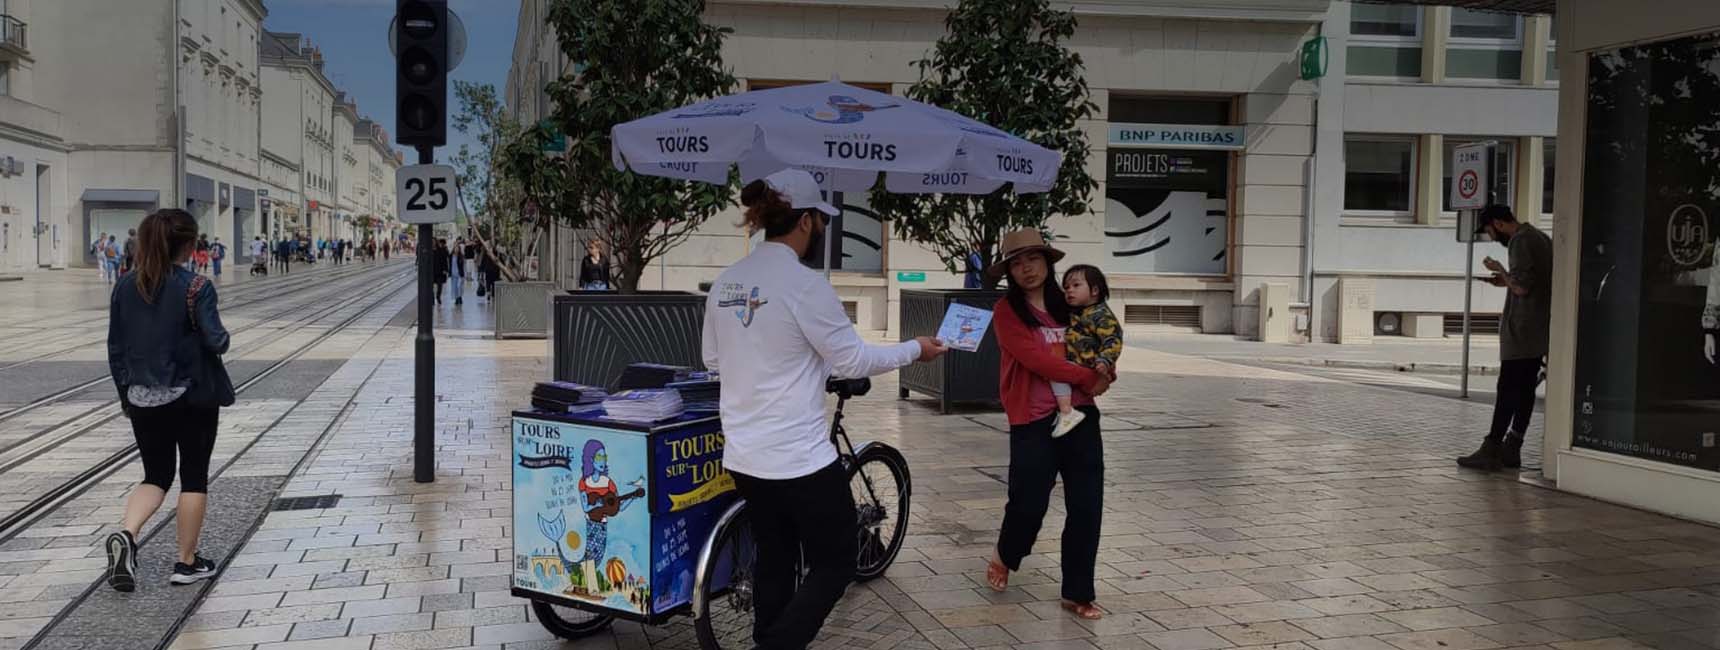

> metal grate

[
  {"left": 1444, "top": 313, "right": 1502, "bottom": 335},
  {"left": 271, "top": 495, "right": 341, "bottom": 511},
  {"left": 1124, "top": 304, "right": 1202, "bottom": 330},
  {"left": 842, "top": 300, "right": 858, "bottom": 324}
]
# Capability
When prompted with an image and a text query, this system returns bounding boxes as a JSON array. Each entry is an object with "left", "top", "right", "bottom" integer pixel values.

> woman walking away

[
  {"left": 103, "top": 208, "right": 234, "bottom": 592},
  {"left": 984, "top": 230, "right": 1112, "bottom": 621},
  {"left": 432, "top": 238, "right": 450, "bottom": 305},
  {"left": 578, "top": 239, "right": 612, "bottom": 291},
  {"left": 448, "top": 237, "right": 467, "bottom": 306}
]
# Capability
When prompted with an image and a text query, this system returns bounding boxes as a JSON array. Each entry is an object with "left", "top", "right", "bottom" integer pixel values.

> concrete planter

[
  {"left": 494, "top": 281, "right": 557, "bottom": 340},
  {"left": 898, "top": 288, "right": 1007, "bottom": 414},
  {"left": 552, "top": 291, "right": 706, "bottom": 390}
]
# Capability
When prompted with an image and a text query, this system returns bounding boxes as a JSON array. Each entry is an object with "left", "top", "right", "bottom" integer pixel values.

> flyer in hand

[{"left": 937, "top": 304, "right": 994, "bottom": 352}]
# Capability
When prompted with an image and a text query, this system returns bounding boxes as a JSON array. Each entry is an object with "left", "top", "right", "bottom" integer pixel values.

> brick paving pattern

[{"left": 1, "top": 288, "right": 1713, "bottom": 650}]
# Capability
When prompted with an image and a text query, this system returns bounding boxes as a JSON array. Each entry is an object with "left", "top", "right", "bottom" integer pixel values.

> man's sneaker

[
  {"left": 1051, "top": 409, "right": 1085, "bottom": 438},
  {"left": 169, "top": 555, "right": 218, "bottom": 585},
  {"left": 105, "top": 530, "right": 138, "bottom": 593}
]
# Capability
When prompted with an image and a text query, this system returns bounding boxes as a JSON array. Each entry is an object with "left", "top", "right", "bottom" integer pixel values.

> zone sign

[
  {"left": 1449, "top": 143, "right": 1490, "bottom": 211},
  {"left": 397, "top": 164, "right": 457, "bottom": 224}
]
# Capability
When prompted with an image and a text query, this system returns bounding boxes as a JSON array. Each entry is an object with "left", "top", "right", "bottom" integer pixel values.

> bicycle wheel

[
  {"left": 694, "top": 507, "right": 758, "bottom": 650},
  {"left": 530, "top": 601, "right": 613, "bottom": 639},
  {"left": 850, "top": 444, "right": 911, "bottom": 582}
]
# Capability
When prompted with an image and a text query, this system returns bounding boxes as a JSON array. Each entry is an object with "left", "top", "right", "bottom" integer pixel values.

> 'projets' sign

[{"left": 1109, "top": 123, "right": 1245, "bottom": 151}]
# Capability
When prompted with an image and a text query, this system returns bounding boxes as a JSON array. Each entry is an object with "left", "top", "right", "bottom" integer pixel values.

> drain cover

[{"left": 272, "top": 494, "right": 342, "bottom": 511}]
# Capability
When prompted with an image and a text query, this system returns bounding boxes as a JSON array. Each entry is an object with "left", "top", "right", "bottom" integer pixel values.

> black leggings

[{"left": 130, "top": 399, "right": 219, "bottom": 493}]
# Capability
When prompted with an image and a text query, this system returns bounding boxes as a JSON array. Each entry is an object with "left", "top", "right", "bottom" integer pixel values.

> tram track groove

[
  {"left": 0, "top": 261, "right": 399, "bottom": 373},
  {"left": 0, "top": 270, "right": 417, "bottom": 544},
  {"left": 0, "top": 262, "right": 410, "bottom": 423}
]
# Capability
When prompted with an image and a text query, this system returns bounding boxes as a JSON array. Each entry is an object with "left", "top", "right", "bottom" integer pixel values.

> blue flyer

[{"left": 936, "top": 303, "right": 993, "bottom": 352}]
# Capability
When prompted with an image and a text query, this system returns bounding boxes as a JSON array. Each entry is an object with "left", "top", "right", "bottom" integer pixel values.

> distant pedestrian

[
  {"left": 578, "top": 239, "right": 612, "bottom": 291},
  {"left": 275, "top": 238, "right": 291, "bottom": 275},
  {"left": 93, "top": 232, "right": 110, "bottom": 280},
  {"left": 123, "top": 230, "right": 138, "bottom": 275},
  {"left": 964, "top": 242, "right": 985, "bottom": 289},
  {"left": 105, "top": 235, "right": 122, "bottom": 283},
  {"left": 249, "top": 236, "right": 268, "bottom": 276},
  {"left": 449, "top": 237, "right": 467, "bottom": 306},
  {"left": 103, "top": 208, "right": 233, "bottom": 592},
  {"left": 479, "top": 248, "right": 501, "bottom": 301},
  {"left": 194, "top": 234, "right": 211, "bottom": 273},
  {"left": 210, "top": 237, "right": 227, "bottom": 278},
  {"left": 1458, "top": 205, "right": 1553, "bottom": 471},
  {"left": 984, "top": 229, "right": 1112, "bottom": 622},
  {"left": 433, "top": 238, "right": 450, "bottom": 305}
]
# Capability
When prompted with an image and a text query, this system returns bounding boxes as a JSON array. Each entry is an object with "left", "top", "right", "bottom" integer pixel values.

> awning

[
  {"left": 234, "top": 187, "right": 256, "bottom": 212},
  {"left": 1356, "top": 0, "right": 1552, "bottom": 14},
  {"left": 81, "top": 189, "right": 160, "bottom": 204},
  {"left": 187, "top": 175, "right": 216, "bottom": 204}
]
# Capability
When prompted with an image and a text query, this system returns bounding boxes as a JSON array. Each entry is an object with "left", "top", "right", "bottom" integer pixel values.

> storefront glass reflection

[{"left": 1574, "top": 31, "right": 1720, "bottom": 470}]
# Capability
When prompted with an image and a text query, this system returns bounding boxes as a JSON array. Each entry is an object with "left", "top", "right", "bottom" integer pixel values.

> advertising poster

[
  {"left": 1103, "top": 149, "right": 1229, "bottom": 275},
  {"left": 1573, "top": 31, "right": 1720, "bottom": 471},
  {"left": 513, "top": 418, "right": 653, "bottom": 614},
  {"left": 648, "top": 421, "right": 734, "bottom": 613}
]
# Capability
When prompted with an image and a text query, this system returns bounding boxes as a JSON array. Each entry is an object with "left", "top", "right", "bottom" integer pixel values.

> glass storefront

[
  {"left": 1103, "top": 96, "right": 1233, "bottom": 276},
  {"left": 1573, "top": 31, "right": 1720, "bottom": 471}
]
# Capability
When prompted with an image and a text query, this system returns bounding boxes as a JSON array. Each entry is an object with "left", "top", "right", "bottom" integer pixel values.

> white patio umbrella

[
  {"left": 610, "top": 80, "right": 1063, "bottom": 276},
  {"left": 610, "top": 80, "right": 1062, "bottom": 195}
]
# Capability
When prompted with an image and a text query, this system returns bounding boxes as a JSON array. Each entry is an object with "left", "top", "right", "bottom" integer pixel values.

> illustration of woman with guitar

[{"left": 579, "top": 439, "right": 645, "bottom": 568}]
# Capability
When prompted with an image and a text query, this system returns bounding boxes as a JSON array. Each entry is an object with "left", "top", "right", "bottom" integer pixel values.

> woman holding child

[{"left": 984, "top": 229, "right": 1121, "bottom": 621}]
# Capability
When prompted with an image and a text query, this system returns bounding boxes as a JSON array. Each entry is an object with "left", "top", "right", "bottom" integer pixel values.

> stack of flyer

[
  {"left": 601, "top": 389, "right": 685, "bottom": 423},
  {"left": 666, "top": 377, "right": 720, "bottom": 413},
  {"left": 531, "top": 381, "right": 608, "bottom": 414}
]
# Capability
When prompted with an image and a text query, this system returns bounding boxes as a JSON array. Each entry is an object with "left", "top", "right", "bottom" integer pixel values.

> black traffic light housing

[{"left": 395, "top": 0, "right": 448, "bottom": 148}]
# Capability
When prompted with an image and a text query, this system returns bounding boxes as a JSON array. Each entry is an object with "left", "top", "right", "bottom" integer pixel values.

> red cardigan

[{"left": 992, "top": 297, "right": 1104, "bottom": 425}]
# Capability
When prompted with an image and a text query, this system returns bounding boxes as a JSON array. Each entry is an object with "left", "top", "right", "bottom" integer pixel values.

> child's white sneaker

[{"left": 1051, "top": 409, "right": 1085, "bottom": 438}]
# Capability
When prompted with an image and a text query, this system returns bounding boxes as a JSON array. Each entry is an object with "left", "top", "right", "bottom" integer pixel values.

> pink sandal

[
  {"left": 986, "top": 554, "right": 1010, "bottom": 592},
  {"left": 1062, "top": 600, "right": 1104, "bottom": 620}
]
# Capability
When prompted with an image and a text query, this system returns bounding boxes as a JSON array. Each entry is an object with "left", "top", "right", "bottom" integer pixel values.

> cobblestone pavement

[{"left": 31, "top": 305, "right": 1719, "bottom": 650}]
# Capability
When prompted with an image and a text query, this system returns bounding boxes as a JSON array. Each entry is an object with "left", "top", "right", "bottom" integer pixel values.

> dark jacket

[
  {"left": 108, "top": 267, "right": 233, "bottom": 409},
  {"left": 578, "top": 254, "right": 611, "bottom": 286},
  {"left": 448, "top": 249, "right": 466, "bottom": 278},
  {"left": 433, "top": 247, "right": 450, "bottom": 282}
]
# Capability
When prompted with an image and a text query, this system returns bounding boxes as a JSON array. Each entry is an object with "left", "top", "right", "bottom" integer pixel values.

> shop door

[{"left": 0, "top": 213, "right": 20, "bottom": 272}]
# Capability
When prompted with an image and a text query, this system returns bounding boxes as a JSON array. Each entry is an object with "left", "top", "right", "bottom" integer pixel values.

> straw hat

[{"left": 986, "top": 229, "right": 1065, "bottom": 281}]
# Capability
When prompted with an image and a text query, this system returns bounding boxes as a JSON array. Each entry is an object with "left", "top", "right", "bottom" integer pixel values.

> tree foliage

[
  {"left": 449, "top": 80, "right": 535, "bottom": 281},
  {"left": 537, "top": 0, "right": 738, "bottom": 293},
  {"left": 868, "top": 0, "right": 1098, "bottom": 288}
]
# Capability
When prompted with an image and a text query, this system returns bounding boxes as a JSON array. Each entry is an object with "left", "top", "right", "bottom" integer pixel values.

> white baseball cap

[{"left": 763, "top": 169, "right": 839, "bottom": 217}]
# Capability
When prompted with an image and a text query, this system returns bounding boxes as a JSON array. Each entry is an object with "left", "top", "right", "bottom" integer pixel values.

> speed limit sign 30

[
  {"left": 397, "top": 164, "right": 458, "bottom": 224},
  {"left": 1449, "top": 143, "right": 1490, "bottom": 211}
]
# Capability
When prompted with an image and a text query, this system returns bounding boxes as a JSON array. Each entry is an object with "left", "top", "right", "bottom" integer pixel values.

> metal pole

[
  {"left": 1461, "top": 225, "right": 1474, "bottom": 399},
  {"left": 825, "top": 191, "right": 841, "bottom": 280},
  {"left": 414, "top": 145, "right": 436, "bottom": 483}
]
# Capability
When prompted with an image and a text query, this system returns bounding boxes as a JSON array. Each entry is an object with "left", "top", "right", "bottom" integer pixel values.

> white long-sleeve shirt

[{"left": 703, "top": 242, "right": 920, "bottom": 480}]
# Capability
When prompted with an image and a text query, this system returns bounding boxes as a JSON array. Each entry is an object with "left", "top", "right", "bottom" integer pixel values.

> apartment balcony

[{"left": 0, "top": 15, "right": 27, "bottom": 61}]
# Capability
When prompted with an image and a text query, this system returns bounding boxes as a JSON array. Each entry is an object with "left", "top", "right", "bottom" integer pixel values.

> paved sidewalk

[
  {"left": 1134, "top": 334, "right": 1505, "bottom": 375},
  {"left": 129, "top": 308, "right": 1720, "bottom": 650}
]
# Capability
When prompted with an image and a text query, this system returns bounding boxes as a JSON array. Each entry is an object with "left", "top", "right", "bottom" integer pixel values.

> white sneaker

[{"left": 1051, "top": 410, "right": 1085, "bottom": 438}]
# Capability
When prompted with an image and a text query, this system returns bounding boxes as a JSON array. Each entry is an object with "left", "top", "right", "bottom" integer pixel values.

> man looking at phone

[{"left": 1458, "top": 204, "right": 1554, "bottom": 471}]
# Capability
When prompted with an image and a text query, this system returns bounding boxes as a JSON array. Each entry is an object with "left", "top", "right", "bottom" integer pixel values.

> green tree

[
  {"left": 868, "top": 0, "right": 1098, "bottom": 288},
  {"left": 449, "top": 80, "right": 535, "bottom": 281},
  {"left": 538, "top": 0, "right": 737, "bottom": 293}
]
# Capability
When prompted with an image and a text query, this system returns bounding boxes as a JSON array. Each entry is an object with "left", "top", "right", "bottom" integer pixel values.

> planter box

[
  {"left": 552, "top": 291, "right": 706, "bottom": 390},
  {"left": 899, "top": 288, "right": 1007, "bottom": 414},
  {"left": 494, "top": 281, "right": 557, "bottom": 340}
]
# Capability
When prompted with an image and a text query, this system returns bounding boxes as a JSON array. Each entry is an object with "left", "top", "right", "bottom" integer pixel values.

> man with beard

[{"left": 1459, "top": 204, "right": 1554, "bottom": 471}]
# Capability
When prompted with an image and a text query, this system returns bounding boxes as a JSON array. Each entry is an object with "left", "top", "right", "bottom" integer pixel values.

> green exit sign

[{"left": 896, "top": 271, "right": 926, "bottom": 283}]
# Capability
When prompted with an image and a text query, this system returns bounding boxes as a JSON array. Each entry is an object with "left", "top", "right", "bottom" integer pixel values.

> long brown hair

[
  {"left": 133, "top": 209, "right": 198, "bottom": 303},
  {"left": 739, "top": 179, "right": 810, "bottom": 238}
]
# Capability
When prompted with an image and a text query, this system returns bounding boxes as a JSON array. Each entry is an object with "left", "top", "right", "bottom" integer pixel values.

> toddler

[{"left": 1051, "top": 265, "right": 1122, "bottom": 437}]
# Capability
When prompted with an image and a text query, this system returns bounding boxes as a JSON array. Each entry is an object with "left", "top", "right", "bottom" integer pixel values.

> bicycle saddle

[{"left": 825, "top": 377, "right": 871, "bottom": 398}]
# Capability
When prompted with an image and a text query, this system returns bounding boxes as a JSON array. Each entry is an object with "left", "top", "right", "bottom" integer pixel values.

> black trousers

[
  {"left": 130, "top": 398, "right": 220, "bottom": 493},
  {"left": 1489, "top": 357, "right": 1543, "bottom": 443},
  {"left": 731, "top": 462, "right": 855, "bottom": 650},
  {"left": 996, "top": 405, "right": 1103, "bottom": 603}
]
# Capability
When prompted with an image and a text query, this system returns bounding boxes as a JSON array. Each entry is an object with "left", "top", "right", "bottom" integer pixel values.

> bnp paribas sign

[{"left": 1109, "top": 122, "right": 1246, "bottom": 151}]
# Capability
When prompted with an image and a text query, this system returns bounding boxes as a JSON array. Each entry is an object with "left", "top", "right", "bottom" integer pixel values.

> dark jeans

[
  {"left": 731, "top": 462, "right": 856, "bottom": 650},
  {"left": 1489, "top": 357, "right": 1543, "bottom": 443},
  {"left": 130, "top": 398, "right": 219, "bottom": 493},
  {"left": 997, "top": 405, "right": 1103, "bottom": 603}
]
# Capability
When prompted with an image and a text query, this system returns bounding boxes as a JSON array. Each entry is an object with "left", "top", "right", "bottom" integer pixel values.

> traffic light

[{"left": 395, "top": 0, "right": 448, "bottom": 148}]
